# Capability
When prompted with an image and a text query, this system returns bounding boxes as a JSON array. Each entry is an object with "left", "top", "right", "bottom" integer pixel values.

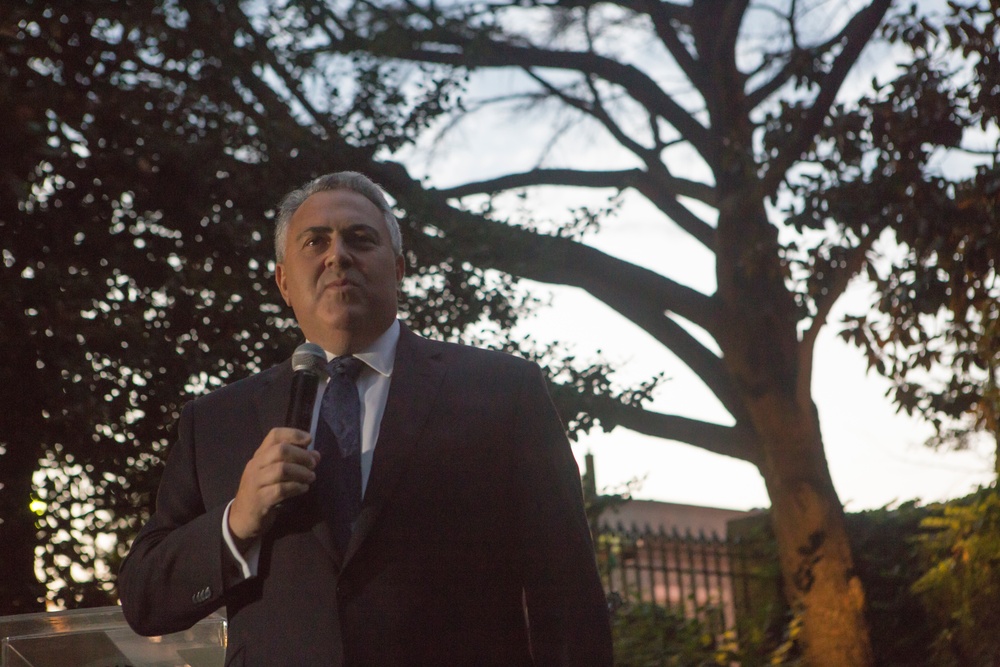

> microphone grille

[{"left": 291, "top": 342, "right": 326, "bottom": 373}]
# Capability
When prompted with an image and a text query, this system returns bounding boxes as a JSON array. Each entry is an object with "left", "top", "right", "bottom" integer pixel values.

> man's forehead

[
  {"left": 300, "top": 188, "right": 378, "bottom": 210},
  {"left": 291, "top": 190, "right": 382, "bottom": 223}
]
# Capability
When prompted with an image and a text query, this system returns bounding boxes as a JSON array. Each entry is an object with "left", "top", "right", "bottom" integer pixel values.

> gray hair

[{"left": 274, "top": 171, "right": 403, "bottom": 262}]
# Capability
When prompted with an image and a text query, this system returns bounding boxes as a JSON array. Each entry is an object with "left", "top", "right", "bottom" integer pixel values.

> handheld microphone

[{"left": 285, "top": 343, "right": 327, "bottom": 431}]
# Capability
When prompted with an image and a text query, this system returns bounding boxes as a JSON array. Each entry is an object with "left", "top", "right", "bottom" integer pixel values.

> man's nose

[{"left": 324, "top": 236, "right": 352, "bottom": 267}]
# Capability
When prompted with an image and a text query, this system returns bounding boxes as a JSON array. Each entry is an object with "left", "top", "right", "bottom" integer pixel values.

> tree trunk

[
  {"left": 755, "top": 397, "right": 873, "bottom": 665},
  {"left": 720, "top": 308, "right": 875, "bottom": 665},
  {"left": 714, "top": 179, "right": 873, "bottom": 663}
]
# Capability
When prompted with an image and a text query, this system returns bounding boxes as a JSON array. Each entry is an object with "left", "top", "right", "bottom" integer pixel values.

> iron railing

[{"left": 596, "top": 522, "right": 780, "bottom": 633}]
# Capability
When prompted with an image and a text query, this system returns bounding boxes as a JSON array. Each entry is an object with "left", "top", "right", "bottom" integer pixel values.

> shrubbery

[
  {"left": 611, "top": 600, "right": 806, "bottom": 666},
  {"left": 610, "top": 487, "right": 1000, "bottom": 665},
  {"left": 911, "top": 487, "right": 1000, "bottom": 666}
]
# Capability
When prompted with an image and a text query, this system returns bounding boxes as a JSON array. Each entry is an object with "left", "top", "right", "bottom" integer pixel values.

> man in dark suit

[{"left": 118, "top": 172, "right": 613, "bottom": 665}]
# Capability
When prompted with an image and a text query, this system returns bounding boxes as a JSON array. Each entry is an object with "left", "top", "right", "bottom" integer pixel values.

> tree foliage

[
  {"left": 2, "top": 0, "right": 308, "bottom": 611},
  {"left": 0, "top": 0, "right": 628, "bottom": 613},
  {"left": 3, "top": 1, "right": 999, "bottom": 664},
  {"left": 826, "top": 2, "right": 1000, "bottom": 466}
]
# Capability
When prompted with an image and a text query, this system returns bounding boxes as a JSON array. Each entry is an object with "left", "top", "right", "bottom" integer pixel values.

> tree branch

[
  {"left": 402, "top": 196, "right": 747, "bottom": 418},
  {"left": 320, "top": 12, "right": 716, "bottom": 162},
  {"left": 797, "top": 232, "right": 877, "bottom": 404},
  {"left": 373, "top": 159, "right": 749, "bottom": 442},
  {"left": 436, "top": 167, "right": 714, "bottom": 207},
  {"left": 618, "top": 0, "right": 708, "bottom": 93},
  {"left": 759, "top": 0, "right": 892, "bottom": 197},
  {"left": 745, "top": 27, "right": 846, "bottom": 110},
  {"left": 634, "top": 167, "right": 717, "bottom": 248},
  {"left": 228, "top": 8, "right": 336, "bottom": 139},
  {"left": 589, "top": 398, "right": 760, "bottom": 464},
  {"left": 425, "top": 200, "right": 717, "bottom": 327},
  {"left": 435, "top": 166, "right": 717, "bottom": 250},
  {"left": 524, "top": 68, "right": 654, "bottom": 161}
]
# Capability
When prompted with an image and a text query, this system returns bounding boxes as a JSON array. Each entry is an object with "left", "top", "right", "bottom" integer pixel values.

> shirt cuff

[{"left": 222, "top": 499, "right": 260, "bottom": 579}]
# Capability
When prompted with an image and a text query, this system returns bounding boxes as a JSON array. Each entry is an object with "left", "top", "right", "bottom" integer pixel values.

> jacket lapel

[
  {"left": 250, "top": 360, "right": 293, "bottom": 438},
  {"left": 341, "top": 326, "right": 446, "bottom": 568}
]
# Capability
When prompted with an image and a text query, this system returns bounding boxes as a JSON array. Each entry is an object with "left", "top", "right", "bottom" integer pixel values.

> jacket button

[{"left": 192, "top": 586, "right": 211, "bottom": 604}]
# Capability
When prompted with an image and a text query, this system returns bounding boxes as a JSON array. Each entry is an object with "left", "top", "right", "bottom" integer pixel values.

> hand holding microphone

[{"left": 228, "top": 344, "right": 327, "bottom": 543}]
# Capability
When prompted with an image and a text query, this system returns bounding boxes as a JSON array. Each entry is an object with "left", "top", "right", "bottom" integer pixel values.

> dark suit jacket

[{"left": 118, "top": 326, "right": 613, "bottom": 666}]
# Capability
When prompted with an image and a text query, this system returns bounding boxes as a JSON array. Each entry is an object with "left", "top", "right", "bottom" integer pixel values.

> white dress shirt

[{"left": 222, "top": 320, "right": 400, "bottom": 578}]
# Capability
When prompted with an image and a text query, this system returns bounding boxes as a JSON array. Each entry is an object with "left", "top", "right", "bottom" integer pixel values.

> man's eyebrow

[
  {"left": 294, "top": 223, "right": 381, "bottom": 240},
  {"left": 295, "top": 225, "right": 333, "bottom": 240}
]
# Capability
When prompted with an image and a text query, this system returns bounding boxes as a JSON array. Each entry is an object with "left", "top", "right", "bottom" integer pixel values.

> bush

[
  {"left": 612, "top": 601, "right": 739, "bottom": 667},
  {"left": 611, "top": 600, "right": 803, "bottom": 667},
  {"left": 608, "top": 489, "right": 1000, "bottom": 666},
  {"left": 847, "top": 501, "right": 934, "bottom": 666},
  {"left": 911, "top": 486, "right": 1000, "bottom": 667}
]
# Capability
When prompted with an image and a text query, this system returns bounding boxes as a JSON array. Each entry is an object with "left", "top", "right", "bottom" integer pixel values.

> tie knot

[{"left": 328, "top": 355, "right": 364, "bottom": 382}]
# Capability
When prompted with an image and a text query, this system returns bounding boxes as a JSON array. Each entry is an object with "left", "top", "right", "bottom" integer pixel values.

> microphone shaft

[{"left": 285, "top": 370, "right": 320, "bottom": 431}]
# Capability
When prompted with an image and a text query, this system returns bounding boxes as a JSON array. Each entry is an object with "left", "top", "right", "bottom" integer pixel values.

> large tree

[
  {"left": 3, "top": 1, "right": 998, "bottom": 665},
  {"left": 243, "top": 1, "right": 997, "bottom": 663}
]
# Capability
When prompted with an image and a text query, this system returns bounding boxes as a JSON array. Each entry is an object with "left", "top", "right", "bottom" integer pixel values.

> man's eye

[{"left": 350, "top": 233, "right": 378, "bottom": 246}]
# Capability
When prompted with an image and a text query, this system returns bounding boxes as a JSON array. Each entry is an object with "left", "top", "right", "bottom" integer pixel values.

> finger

[
  {"left": 256, "top": 443, "right": 320, "bottom": 470},
  {"left": 269, "top": 427, "right": 312, "bottom": 447},
  {"left": 252, "top": 458, "right": 317, "bottom": 487},
  {"left": 274, "top": 459, "right": 318, "bottom": 484},
  {"left": 248, "top": 470, "right": 313, "bottom": 506},
  {"left": 270, "top": 480, "right": 314, "bottom": 501},
  {"left": 278, "top": 442, "right": 320, "bottom": 464},
  {"left": 258, "top": 477, "right": 315, "bottom": 509}
]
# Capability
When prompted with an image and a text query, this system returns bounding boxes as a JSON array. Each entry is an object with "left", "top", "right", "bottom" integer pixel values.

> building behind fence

[{"left": 596, "top": 501, "right": 781, "bottom": 636}]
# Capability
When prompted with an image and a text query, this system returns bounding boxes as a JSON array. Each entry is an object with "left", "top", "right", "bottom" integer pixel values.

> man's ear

[
  {"left": 275, "top": 263, "right": 291, "bottom": 306},
  {"left": 395, "top": 254, "right": 405, "bottom": 282}
]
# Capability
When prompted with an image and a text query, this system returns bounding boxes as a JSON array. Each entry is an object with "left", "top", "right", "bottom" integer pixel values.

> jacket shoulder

[
  {"left": 407, "top": 330, "right": 537, "bottom": 374},
  {"left": 185, "top": 360, "right": 289, "bottom": 411}
]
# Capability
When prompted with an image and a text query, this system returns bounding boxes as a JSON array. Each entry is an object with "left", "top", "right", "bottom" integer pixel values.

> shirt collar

[{"left": 314, "top": 319, "right": 399, "bottom": 378}]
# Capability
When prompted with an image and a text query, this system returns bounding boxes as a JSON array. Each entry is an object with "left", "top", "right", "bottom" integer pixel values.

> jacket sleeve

[
  {"left": 118, "top": 400, "right": 246, "bottom": 636},
  {"left": 514, "top": 363, "right": 614, "bottom": 666}
]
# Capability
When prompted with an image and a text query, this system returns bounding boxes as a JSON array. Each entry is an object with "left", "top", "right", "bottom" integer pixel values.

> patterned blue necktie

[{"left": 313, "top": 355, "right": 364, "bottom": 554}]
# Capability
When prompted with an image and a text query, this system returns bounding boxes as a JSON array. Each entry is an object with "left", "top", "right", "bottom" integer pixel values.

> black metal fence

[{"left": 596, "top": 522, "right": 781, "bottom": 634}]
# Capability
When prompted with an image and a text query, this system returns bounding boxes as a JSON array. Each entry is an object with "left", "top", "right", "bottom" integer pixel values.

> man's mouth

[{"left": 321, "top": 276, "right": 357, "bottom": 291}]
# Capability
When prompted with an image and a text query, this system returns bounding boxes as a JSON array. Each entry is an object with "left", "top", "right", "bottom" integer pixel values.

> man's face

[{"left": 275, "top": 189, "right": 404, "bottom": 354}]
